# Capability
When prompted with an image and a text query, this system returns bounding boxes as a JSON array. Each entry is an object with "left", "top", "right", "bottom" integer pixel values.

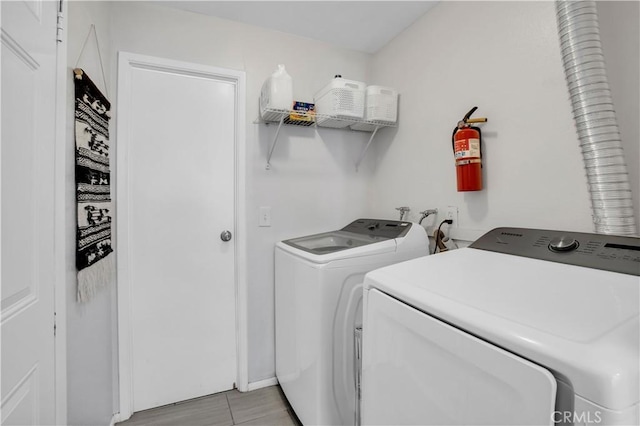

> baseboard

[
  {"left": 109, "top": 378, "right": 279, "bottom": 424},
  {"left": 246, "top": 377, "right": 278, "bottom": 392},
  {"left": 110, "top": 412, "right": 126, "bottom": 426},
  {"left": 108, "top": 377, "right": 278, "bottom": 423}
]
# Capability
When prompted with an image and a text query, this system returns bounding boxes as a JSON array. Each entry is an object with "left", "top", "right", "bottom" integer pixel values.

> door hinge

[
  {"left": 54, "top": 312, "right": 57, "bottom": 336},
  {"left": 56, "top": 1, "right": 64, "bottom": 43}
]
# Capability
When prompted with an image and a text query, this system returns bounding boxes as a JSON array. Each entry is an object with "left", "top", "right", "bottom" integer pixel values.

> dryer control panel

[
  {"left": 342, "top": 219, "right": 413, "bottom": 239},
  {"left": 470, "top": 227, "right": 640, "bottom": 276}
]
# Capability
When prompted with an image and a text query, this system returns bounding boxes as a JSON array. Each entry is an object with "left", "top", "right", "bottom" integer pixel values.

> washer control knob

[{"left": 548, "top": 236, "right": 579, "bottom": 252}]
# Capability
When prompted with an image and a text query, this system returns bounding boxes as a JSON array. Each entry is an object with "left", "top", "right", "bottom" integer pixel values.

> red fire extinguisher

[{"left": 452, "top": 106, "right": 487, "bottom": 192}]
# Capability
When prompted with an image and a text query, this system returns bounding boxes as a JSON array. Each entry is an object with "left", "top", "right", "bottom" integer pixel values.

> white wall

[
  {"left": 66, "top": 2, "right": 118, "bottom": 425},
  {"left": 106, "top": 2, "right": 374, "bottom": 384},
  {"left": 598, "top": 1, "right": 640, "bottom": 232},
  {"left": 369, "top": 1, "right": 608, "bottom": 237}
]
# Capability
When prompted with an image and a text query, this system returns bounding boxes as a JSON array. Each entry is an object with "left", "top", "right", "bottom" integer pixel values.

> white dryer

[
  {"left": 275, "top": 219, "right": 429, "bottom": 426},
  {"left": 362, "top": 227, "right": 639, "bottom": 425}
]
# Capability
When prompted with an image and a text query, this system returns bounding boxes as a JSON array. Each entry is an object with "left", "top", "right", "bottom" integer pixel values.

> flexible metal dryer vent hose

[{"left": 556, "top": 1, "right": 637, "bottom": 236}]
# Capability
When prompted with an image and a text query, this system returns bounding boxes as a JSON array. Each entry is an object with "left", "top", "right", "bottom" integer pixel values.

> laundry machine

[
  {"left": 275, "top": 218, "right": 429, "bottom": 426},
  {"left": 362, "top": 227, "right": 639, "bottom": 425}
]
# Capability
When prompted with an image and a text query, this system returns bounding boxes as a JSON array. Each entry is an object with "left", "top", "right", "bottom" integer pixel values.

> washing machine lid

[
  {"left": 279, "top": 219, "right": 418, "bottom": 263},
  {"left": 283, "top": 230, "right": 388, "bottom": 255},
  {"left": 364, "top": 233, "right": 640, "bottom": 410},
  {"left": 279, "top": 230, "right": 397, "bottom": 263}
]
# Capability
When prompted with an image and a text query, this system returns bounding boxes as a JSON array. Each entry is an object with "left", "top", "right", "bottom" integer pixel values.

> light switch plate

[{"left": 259, "top": 206, "right": 271, "bottom": 227}]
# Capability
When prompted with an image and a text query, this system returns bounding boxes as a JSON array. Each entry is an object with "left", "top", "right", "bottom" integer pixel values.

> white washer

[
  {"left": 276, "top": 219, "right": 429, "bottom": 426},
  {"left": 362, "top": 227, "right": 639, "bottom": 425}
]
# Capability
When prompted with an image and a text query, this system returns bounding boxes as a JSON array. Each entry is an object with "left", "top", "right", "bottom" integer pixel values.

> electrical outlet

[
  {"left": 445, "top": 206, "right": 458, "bottom": 227},
  {"left": 259, "top": 206, "right": 271, "bottom": 227}
]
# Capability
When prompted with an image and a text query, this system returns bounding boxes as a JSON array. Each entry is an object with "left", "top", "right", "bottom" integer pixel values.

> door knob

[{"left": 220, "top": 230, "right": 232, "bottom": 242}]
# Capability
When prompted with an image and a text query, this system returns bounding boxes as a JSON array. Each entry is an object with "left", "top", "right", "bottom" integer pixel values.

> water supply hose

[{"left": 556, "top": 1, "right": 637, "bottom": 236}]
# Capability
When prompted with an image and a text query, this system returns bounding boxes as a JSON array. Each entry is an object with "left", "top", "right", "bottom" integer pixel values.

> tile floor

[{"left": 117, "top": 385, "right": 301, "bottom": 426}]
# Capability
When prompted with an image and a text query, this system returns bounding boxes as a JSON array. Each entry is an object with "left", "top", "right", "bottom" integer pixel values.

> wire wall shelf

[{"left": 255, "top": 108, "right": 397, "bottom": 170}]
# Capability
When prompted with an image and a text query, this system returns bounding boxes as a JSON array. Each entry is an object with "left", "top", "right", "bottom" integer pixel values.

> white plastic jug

[{"left": 260, "top": 64, "right": 293, "bottom": 113}]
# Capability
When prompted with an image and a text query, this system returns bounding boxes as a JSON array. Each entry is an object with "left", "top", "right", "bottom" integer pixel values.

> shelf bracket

[
  {"left": 266, "top": 114, "right": 286, "bottom": 170},
  {"left": 355, "top": 126, "right": 380, "bottom": 171}
]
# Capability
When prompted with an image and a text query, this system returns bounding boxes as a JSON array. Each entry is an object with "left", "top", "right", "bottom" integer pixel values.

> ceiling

[{"left": 158, "top": 1, "right": 438, "bottom": 53}]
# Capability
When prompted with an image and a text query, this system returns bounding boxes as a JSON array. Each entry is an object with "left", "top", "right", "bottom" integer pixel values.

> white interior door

[
  {"left": 118, "top": 54, "right": 238, "bottom": 412},
  {"left": 1, "top": 1, "right": 58, "bottom": 424}
]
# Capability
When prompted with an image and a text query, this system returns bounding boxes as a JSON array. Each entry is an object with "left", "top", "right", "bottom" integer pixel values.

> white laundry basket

[
  {"left": 314, "top": 76, "right": 365, "bottom": 128},
  {"left": 350, "top": 85, "right": 398, "bottom": 131},
  {"left": 364, "top": 86, "right": 398, "bottom": 122}
]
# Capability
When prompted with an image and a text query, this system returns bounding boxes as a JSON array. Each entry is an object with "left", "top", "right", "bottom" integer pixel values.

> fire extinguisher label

[{"left": 454, "top": 138, "right": 480, "bottom": 159}]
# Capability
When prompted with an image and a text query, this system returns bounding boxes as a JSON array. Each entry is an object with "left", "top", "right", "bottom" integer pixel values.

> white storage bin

[
  {"left": 350, "top": 85, "right": 398, "bottom": 131},
  {"left": 260, "top": 65, "right": 293, "bottom": 121},
  {"left": 365, "top": 85, "right": 398, "bottom": 122},
  {"left": 314, "top": 76, "right": 365, "bottom": 128}
]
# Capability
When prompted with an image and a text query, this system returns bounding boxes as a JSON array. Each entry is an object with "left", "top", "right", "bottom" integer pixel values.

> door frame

[
  {"left": 115, "top": 52, "right": 248, "bottom": 421},
  {"left": 54, "top": 0, "right": 69, "bottom": 424}
]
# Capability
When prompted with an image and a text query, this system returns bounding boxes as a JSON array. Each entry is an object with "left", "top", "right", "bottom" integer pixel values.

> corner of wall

[{"left": 66, "top": 2, "right": 118, "bottom": 425}]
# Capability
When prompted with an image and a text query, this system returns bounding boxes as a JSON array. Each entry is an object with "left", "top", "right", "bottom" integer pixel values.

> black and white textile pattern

[{"left": 74, "top": 69, "right": 113, "bottom": 302}]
